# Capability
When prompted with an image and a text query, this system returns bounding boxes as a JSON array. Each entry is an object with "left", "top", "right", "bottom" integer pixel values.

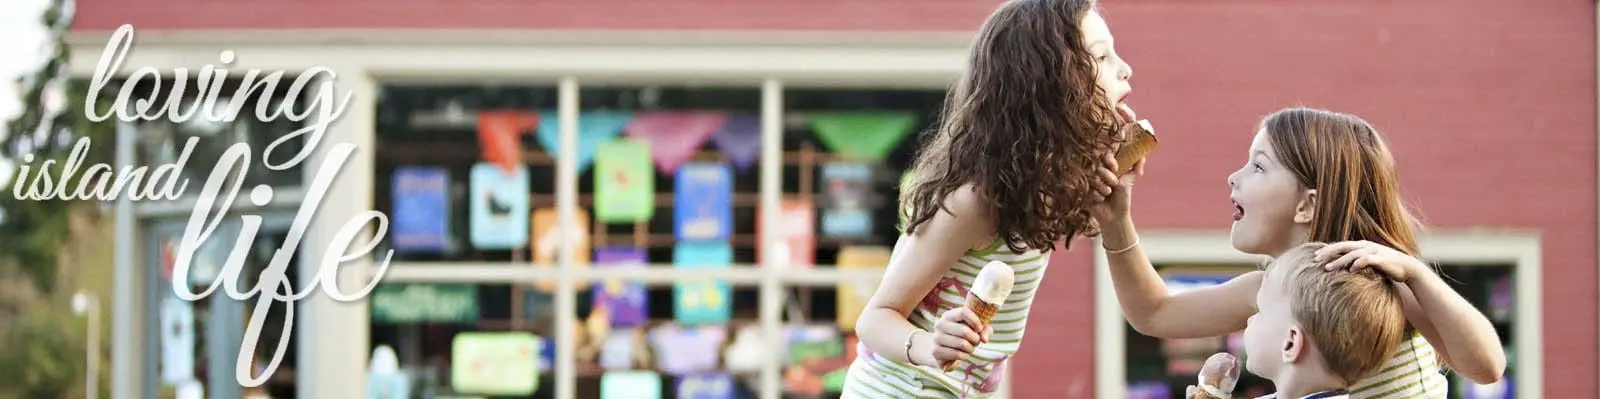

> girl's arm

[
  {"left": 1395, "top": 270, "right": 1506, "bottom": 383},
  {"left": 1316, "top": 241, "right": 1507, "bottom": 384},
  {"left": 856, "top": 188, "right": 994, "bottom": 365},
  {"left": 1099, "top": 215, "right": 1263, "bottom": 339}
]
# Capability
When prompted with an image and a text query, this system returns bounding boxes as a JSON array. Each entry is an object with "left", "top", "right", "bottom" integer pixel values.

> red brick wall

[{"left": 73, "top": 0, "right": 1596, "bottom": 397}]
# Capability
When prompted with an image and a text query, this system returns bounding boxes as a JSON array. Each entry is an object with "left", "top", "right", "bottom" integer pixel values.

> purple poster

[{"left": 594, "top": 247, "right": 649, "bottom": 327}]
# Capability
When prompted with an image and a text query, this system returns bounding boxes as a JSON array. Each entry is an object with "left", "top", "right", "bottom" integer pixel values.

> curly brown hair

[{"left": 901, "top": 0, "right": 1121, "bottom": 253}]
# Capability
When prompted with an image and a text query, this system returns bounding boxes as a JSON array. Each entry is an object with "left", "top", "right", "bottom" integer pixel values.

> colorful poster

[
  {"left": 601, "top": 371, "right": 662, "bottom": 399},
  {"left": 595, "top": 139, "right": 656, "bottom": 223},
  {"left": 537, "top": 110, "right": 633, "bottom": 173},
  {"left": 805, "top": 112, "right": 917, "bottom": 161},
  {"left": 650, "top": 325, "right": 728, "bottom": 375},
  {"left": 392, "top": 167, "right": 452, "bottom": 252},
  {"left": 477, "top": 110, "right": 539, "bottom": 175},
  {"left": 674, "top": 242, "right": 732, "bottom": 324},
  {"left": 370, "top": 284, "right": 478, "bottom": 324},
  {"left": 532, "top": 207, "right": 592, "bottom": 293},
  {"left": 759, "top": 199, "right": 815, "bottom": 268},
  {"left": 783, "top": 325, "right": 845, "bottom": 396},
  {"left": 469, "top": 163, "right": 530, "bottom": 249},
  {"left": 710, "top": 114, "right": 763, "bottom": 171},
  {"left": 160, "top": 296, "right": 195, "bottom": 384},
  {"left": 678, "top": 373, "right": 736, "bottom": 399},
  {"left": 625, "top": 111, "right": 728, "bottom": 174},
  {"left": 594, "top": 247, "right": 649, "bottom": 327},
  {"left": 820, "top": 162, "right": 874, "bottom": 238},
  {"left": 674, "top": 163, "right": 734, "bottom": 241},
  {"left": 451, "top": 332, "right": 540, "bottom": 395},
  {"left": 836, "top": 246, "right": 892, "bottom": 331}
]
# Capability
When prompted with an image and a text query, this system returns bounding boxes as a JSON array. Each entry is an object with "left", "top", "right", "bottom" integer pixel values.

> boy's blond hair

[{"left": 1269, "top": 242, "right": 1409, "bottom": 384}]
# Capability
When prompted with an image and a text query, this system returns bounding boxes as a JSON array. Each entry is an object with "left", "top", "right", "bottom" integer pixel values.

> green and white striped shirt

[
  {"left": 843, "top": 240, "right": 1050, "bottom": 399},
  {"left": 1348, "top": 331, "right": 1449, "bottom": 398}
]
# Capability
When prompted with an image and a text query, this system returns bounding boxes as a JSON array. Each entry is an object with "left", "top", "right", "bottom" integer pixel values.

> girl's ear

[{"left": 1293, "top": 189, "right": 1317, "bottom": 224}]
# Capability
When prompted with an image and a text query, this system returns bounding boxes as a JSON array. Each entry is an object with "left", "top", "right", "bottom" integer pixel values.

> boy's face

[{"left": 1243, "top": 265, "right": 1301, "bottom": 377}]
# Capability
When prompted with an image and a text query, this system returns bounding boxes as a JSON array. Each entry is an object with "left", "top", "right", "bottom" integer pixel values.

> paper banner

[
  {"left": 625, "top": 111, "right": 728, "bottom": 174},
  {"left": 595, "top": 247, "right": 649, "bottom": 327},
  {"left": 370, "top": 284, "right": 478, "bottom": 324},
  {"left": 679, "top": 372, "right": 736, "bottom": 399},
  {"left": 532, "top": 207, "right": 592, "bottom": 293},
  {"left": 392, "top": 167, "right": 451, "bottom": 252},
  {"left": 595, "top": 139, "right": 656, "bottom": 223},
  {"left": 451, "top": 332, "right": 540, "bottom": 395},
  {"left": 601, "top": 371, "right": 662, "bottom": 399},
  {"left": 650, "top": 325, "right": 728, "bottom": 375},
  {"left": 537, "top": 110, "right": 634, "bottom": 173},
  {"left": 160, "top": 297, "right": 195, "bottom": 384},
  {"left": 673, "top": 242, "right": 732, "bottom": 325},
  {"left": 711, "top": 114, "right": 763, "bottom": 171},
  {"left": 478, "top": 110, "right": 539, "bottom": 175},
  {"left": 759, "top": 199, "right": 815, "bottom": 268},
  {"left": 805, "top": 112, "right": 917, "bottom": 161},
  {"left": 820, "top": 163, "right": 874, "bottom": 238},
  {"left": 469, "top": 163, "right": 530, "bottom": 249},
  {"left": 836, "top": 246, "right": 891, "bottom": 331},
  {"left": 674, "top": 163, "right": 733, "bottom": 241}
]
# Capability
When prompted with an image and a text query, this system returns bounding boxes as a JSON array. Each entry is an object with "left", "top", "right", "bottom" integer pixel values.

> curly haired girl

[{"left": 843, "top": 0, "right": 1136, "bottom": 397}]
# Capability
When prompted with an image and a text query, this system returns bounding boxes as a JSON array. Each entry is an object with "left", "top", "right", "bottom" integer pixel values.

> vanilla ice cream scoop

[{"left": 970, "top": 261, "right": 1016, "bottom": 305}]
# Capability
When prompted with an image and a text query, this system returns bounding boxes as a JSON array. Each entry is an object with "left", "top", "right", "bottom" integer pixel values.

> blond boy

[{"left": 1238, "top": 242, "right": 1410, "bottom": 399}]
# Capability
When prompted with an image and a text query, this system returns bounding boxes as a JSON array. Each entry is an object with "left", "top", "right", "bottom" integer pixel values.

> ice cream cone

[
  {"left": 965, "top": 293, "right": 1001, "bottom": 324},
  {"left": 1192, "top": 352, "right": 1240, "bottom": 399},
  {"left": 1115, "top": 119, "right": 1157, "bottom": 174}
]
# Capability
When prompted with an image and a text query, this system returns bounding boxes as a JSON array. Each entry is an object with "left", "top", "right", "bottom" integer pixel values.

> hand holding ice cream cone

[{"left": 940, "top": 261, "right": 1016, "bottom": 371}]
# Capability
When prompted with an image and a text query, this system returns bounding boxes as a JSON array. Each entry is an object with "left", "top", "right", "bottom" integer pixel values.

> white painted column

[{"left": 297, "top": 67, "right": 377, "bottom": 399}]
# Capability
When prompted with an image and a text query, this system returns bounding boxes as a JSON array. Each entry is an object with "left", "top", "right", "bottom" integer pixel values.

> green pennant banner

[{"left": 805, "top": 112, "right": 917, "bottom": 161}]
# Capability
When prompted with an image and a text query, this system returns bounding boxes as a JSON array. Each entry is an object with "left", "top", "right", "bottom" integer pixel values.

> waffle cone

[
  {"left": 1116, "top": 120, "right": 1158, "bottom": 174},
  {"left": 965, "top": 293, "right": 1000, "bottom": 324},
  {"left": 940, "top": 294, "right": 1003, "bottom": 371}
]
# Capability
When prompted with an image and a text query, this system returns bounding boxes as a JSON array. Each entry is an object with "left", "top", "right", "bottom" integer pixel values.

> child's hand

[
  {"left": 1315, "top": 240, "right": 1426, "bottom": 283},
  {"left": 914, "top": 307, "right": 991, "bottom": 368},
  {"left": 1089, "top": 151, "right": 1145, "bottom": 224}
]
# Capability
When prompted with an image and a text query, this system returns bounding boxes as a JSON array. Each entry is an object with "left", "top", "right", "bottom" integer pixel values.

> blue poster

[
  {"left": 821, "top": 163, "right": 873, "bottom": 238},
  {"left": 392, "top": 167, "right": 450, "bottom": 252},
  {"left": 673, "top": 242, "right": 732, "bottom": 325},
  {"left": 674, "top": 163, "right": 733, "bottom": 241},
  {"left": 677, "top": 372, "right": 735, "bottom": 399},
  {"left": 469, "top": 163, "right": 530, "bottom": 249}
]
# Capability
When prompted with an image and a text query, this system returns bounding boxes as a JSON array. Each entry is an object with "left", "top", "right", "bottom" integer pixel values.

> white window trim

[{"left": 1093, "top": 230, "right": 1542, "bottom": 399}]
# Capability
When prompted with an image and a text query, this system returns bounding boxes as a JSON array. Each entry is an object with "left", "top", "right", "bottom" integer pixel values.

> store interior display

[{"left": 369, "top": 86, "right": 944, "bottom": 398}]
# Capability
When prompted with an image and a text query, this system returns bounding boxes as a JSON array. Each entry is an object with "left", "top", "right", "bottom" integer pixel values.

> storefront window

[
  {"left": 777, "top": 88, "right": 944, "bottom": 398},
  {"left": 372, "top": 84, "right": 948, "bottom": 398},
  {"left": 112, "top": 76, "right": 309, "bottom": 195}
]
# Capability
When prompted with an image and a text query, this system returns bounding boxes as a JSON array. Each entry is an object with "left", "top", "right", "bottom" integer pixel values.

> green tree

[{"left": 0, "top": 0, "right": 116, "bottom": 397}]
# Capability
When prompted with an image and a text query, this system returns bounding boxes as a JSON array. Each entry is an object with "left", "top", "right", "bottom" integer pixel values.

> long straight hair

[{"left": 1263, "top": 107, "right": 1422, "bottom": 256}]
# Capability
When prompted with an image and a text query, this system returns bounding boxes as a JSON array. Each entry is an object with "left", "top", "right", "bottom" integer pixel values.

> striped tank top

[
  {"left": 843, "top": 239, "right": 1049, "bottom": 399},
  {"left": 1348, "top": 331, "right": 1449, "bottom": 398}
]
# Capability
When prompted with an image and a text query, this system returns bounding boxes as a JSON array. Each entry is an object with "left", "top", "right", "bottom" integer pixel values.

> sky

[{"left": 0, "top": 0, "right": 58, "bottom": 196}]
